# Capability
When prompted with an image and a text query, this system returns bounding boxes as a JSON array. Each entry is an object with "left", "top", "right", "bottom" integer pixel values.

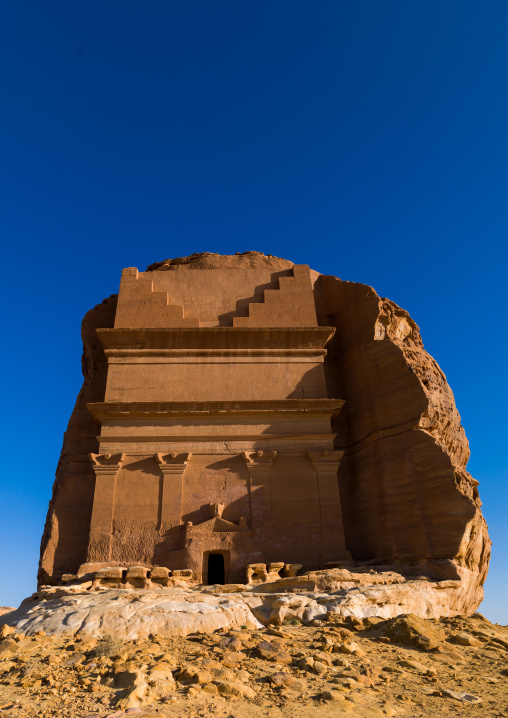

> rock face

[
  {"left": 38, "top": 251, "right": 490, "bottom": 616},
  {"left": 313, "top": 277, "right": 490, "bottom": 606},
  {"left": 39, "top": 294, "right": 118, "bottom": 583}
]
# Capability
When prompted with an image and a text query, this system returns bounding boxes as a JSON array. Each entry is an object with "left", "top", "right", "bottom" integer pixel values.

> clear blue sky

[{"left": 1, "top": 1, "right": 506, "bottom": 621}]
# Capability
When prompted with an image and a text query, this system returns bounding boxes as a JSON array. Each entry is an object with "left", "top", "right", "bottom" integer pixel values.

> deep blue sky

[{"left": 1, "top": 1, "right": 506, "bottom": 621}]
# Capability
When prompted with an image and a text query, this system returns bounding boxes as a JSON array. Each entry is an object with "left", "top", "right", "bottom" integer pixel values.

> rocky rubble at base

[{"left": 0, "top": 609, "right": 507, "bottom": 718}]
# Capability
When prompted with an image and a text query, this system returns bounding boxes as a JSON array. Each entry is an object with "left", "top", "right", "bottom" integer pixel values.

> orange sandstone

[{"left": 38, "top": 252, "right": 489, "bottom": 612}]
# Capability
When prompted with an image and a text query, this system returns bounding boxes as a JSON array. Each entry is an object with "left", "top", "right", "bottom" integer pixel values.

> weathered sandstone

[
  {"left": 37, "top": 251, "right": 489, "bottom": 618},
  {"left": 1, "top": 569, "right": 491, "bottom": 640}
]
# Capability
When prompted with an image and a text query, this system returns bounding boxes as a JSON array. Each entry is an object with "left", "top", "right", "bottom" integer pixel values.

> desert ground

[{"left": 1, "top": 610, "right": 507, "bottom": 718}]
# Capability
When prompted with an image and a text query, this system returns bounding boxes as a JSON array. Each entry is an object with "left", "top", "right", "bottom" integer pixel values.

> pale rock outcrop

[
  {"left": 2, "top": 588, "right": 262, "bottom": 638},
  {"left": 1, "top": 573, "right": 490, "bottom": 639}
]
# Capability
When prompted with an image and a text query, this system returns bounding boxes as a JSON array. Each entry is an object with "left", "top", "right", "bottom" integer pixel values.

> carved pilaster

[
  {"left": 87, "top": 453, "right": 125, "bottom": 562},
  {"left": 308, "top": 450, "right": 351, "bottom": 562},
  {"left": 156, "top": 452, "right": 191, "bottom": 529},
  {"left": 243, "top": 451, "right": 277, "bottom": 532}
]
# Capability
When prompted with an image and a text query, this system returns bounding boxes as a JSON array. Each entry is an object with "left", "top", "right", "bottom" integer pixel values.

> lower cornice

[{"left": 86, "top": 398, "right": 345, "bottom": 421}]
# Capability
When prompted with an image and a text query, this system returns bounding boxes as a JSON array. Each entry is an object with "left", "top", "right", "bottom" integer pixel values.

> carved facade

[{"left": 79, "top": 263, "right": 350, "bottom": 583}]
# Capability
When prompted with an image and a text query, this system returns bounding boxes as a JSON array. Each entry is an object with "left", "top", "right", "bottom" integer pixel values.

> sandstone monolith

[{"left": 37, "top": 252, "right": 489, "bottom": 617}]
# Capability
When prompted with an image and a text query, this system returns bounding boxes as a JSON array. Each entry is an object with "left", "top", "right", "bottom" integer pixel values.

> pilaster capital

[
  {"left": 156, "top": 452, "right": 191, "bottom": 474},
  {"left": 242, "top": 450, "right": 277, "bottom": 469},
  {"left": 89, "top": 453, "right": 125, "bottom": 475},
  {"left": 308, "top": 450, "right": 344, "bottom": 471}
]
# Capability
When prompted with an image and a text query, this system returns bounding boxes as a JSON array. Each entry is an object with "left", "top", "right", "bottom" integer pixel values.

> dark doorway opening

[{"left": 207, "top": 553, "right": 225, "bottom": 585}]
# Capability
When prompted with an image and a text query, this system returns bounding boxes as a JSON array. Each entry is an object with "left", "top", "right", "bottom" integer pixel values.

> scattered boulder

[
  {"left": 298, "top": 656, "right": 316, "bottom": 672},
  {"left": 0, "top": 639, "right": 17, "bottom": 658},
  {"left": 451, "top": 631, "right": 483, "bottom": 647},
  {"left": 313, "top": 650, "right": 333, "bottom": 667},
  {"left": 339, "top": 640, "right": 364, "bottom": 656},
  {"left": 215, "top": 680, "right": 256, "bottom": 699},
  {"left": 268, "top": 672, "right": 304, "bottom": 691},
  {"left": 148, "top": 663, "right": 176, "bottom": 687},
  {"left": 320, "top": 689, "right": 352, "bottom": 703},
  {"left": 255, "top": 640, "right": 292, "bottom": 663},
  {"left": 0, "top": 625, "right": 15, "bottom": 640},
  {"left": 398, "top": 659, "right": 437, "bottom": 675},
  {"left": 376, "top": 614, "right": 445, "bottom": 651},
  {"left": 217, "top": 635, "right": 244, "bottom": 651},
  {"left": 114, "top": 669, "right": 150, "bottom": 709},
  {"left": 441, "top": 688, "right": 482, "bottom": 704},
  {"left": 177, "top": 666, "right": 213, "bottom": 684},
  {"left": 221, "top": 651, "right": 245, "bottom": 667}
]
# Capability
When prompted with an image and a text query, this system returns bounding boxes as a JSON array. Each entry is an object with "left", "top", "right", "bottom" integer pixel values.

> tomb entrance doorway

[{"left": 207, "top": 552, "right": 226, "bottom": 585}]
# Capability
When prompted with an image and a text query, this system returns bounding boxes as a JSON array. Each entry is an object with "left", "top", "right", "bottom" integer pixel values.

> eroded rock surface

[
  {"left": 314, "top": 276, "right": 490, "bottom": 595},
  {"left": 1, "top": 572, "right": 491, "bottom": 640},
  {"left": 4, "top": 588, "right": 262, "bottom": 639}
]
